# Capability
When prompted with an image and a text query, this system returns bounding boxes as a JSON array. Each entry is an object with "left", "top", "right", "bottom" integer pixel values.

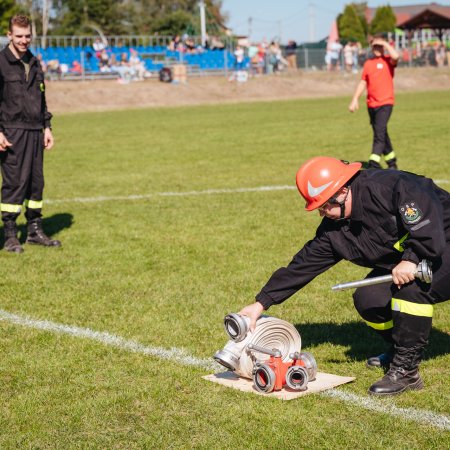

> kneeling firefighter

[{"left": 238, "top": 156, "right": 450, "bottom": 395}]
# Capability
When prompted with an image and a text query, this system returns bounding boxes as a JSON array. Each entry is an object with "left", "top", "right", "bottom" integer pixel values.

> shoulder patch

[{"left": 399, "top": 201, "right": 422, "bottom": 224}]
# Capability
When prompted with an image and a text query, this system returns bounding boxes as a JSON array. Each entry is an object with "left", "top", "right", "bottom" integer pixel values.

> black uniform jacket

[
  {"left": 256, "top": 169, "right": 450, "bottom": 309},
  {"left": 0, "top": 46, "right": 52, "bottom": 131}
]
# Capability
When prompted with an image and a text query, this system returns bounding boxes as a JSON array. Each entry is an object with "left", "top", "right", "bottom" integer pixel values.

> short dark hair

[{"left": 9, "top": 15, "right": 31, "bottom": 32}]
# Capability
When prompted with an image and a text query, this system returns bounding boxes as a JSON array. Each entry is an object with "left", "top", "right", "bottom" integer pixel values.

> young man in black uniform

[
  {"left": 239, "top": 156, "right": 450, "bottom": 395},
  {"left": 0, "top": 15, "right": 60, "bottom": 253}
]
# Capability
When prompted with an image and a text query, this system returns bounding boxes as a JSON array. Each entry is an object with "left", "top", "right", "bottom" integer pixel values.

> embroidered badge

[
  {"left": 40, "top": 82, "right": 45, "bottom": 92},
  {"left": 400, "top": 201, "right": 422, "bottom": 224},
  {"left": 376, "top": 63, "right": 384, "bottom": 69}
]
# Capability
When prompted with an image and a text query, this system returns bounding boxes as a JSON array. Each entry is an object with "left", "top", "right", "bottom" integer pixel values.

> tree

[
  {"left": 369, "top": 5, "right": 396, "bottom": 36},
  {"left": 49, "top": 0, "right": 228, "bottom": 37},
  {"left": 350, "top": 2, "right": 369, "bottom": 36},
  {"left": 152, "top": 9, "right": 193, "bottom": 36},
  {"left": 338, "top": 4, "right": 366, "bottom": 45},
  {"left": 51, "top": 0, "right": 130, "bottom": 35},
  {"left": 0, "top": 0, "right": 27, "bottom": 34}
]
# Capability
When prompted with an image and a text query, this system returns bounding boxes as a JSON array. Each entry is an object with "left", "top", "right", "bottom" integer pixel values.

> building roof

[{"left": 365, "top": 2, "right": 450, "bottom": 26}]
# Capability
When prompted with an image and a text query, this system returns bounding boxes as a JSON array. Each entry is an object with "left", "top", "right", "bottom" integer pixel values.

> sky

[{"left": 221, "top": 0, "right": 444, "bottom": 44}]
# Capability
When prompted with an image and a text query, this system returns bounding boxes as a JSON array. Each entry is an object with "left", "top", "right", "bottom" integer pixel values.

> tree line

[
  {"left": 0, "top": 0, "right": 228, "bottom": 37},
  {"left": 337, "top": 2, "right": 397, "bottom": 46}
]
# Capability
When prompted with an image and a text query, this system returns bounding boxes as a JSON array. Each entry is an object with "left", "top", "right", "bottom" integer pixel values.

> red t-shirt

[{"left": 362, "top": 56, "right": 395, "bottom": 108}]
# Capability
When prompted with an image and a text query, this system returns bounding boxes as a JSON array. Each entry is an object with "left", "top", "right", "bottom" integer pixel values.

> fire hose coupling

[
  {"left": 223, "top": 313, "right": 250, "bottom": 342},
  {"left": 214, "top": 313, "right": 318, "bottom": 394},
  {"left": 248, "top": 343, "right": 317, "bottom": 393},
  {"left": 332, "top": 259, "right": 433, "bottom": 292}
]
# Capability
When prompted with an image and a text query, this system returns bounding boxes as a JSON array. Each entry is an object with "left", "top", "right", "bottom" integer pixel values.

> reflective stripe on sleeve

[
  {"left": 391, "top": 298, "right": 433, "bottom": 317},
  {"left": 364, "top": 319, "right": 393, "bottom": 330},
  {"left": 393, "top": 232, "right": 409, "bottom": 252},
  {"left": 1, "top": 203, "right": 22, "bottom": 213}
]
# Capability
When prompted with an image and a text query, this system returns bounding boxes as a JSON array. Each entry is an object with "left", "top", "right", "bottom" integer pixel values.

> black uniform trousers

[
  {"left": 353, "top": 243, "right": 450, "bottom": 352},
  {"left": 368, "top": 105, "right": 396, "bottom": 165},
  {"left": 0, "top": 128, "right": 44, "bottom": 223}
]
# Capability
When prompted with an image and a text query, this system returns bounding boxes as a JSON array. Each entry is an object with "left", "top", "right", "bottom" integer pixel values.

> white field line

[
  {"left": 45, "top": 180, "right": 450, "bottom": 205},
  {"left": 0, "top": 309, "right": 219, "bottom": 372},
  {"left": 1, "top": 309, "right": 449, "bottom": 431},
  {"left": 45, "top": 185, "right": 297, "bottom": 205}
]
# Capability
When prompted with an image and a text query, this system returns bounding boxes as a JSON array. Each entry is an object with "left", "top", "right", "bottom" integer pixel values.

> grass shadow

[{"left": 295, "top": 321, "right": 450, "bottom": 362}]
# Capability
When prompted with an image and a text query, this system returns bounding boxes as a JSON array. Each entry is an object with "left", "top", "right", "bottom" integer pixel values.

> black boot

[
  {"left": 386, "top": 158, "right": 398, "bottom": 170},
  {"left": 366, "top": 346, "right": 394, "bottom": 369},
  {"left": 3, "top": 221, "right": 24, "bottom": 253},
  {"left": 368, "top": 346, "right": 424, "bottom": 396},
  {"left": 26, "top": 218, "right": 61, "bottom": 247},
  {"left": 367, "top": 160, "right": 382, "bottom": 169}
]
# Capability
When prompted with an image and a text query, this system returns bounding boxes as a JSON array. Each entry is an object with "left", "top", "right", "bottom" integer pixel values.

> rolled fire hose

[{"left": 214, "top": 313, "right": 302, "bottom": 379}]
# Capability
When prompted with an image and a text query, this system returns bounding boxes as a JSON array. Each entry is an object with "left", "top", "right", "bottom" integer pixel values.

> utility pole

[
  {"left": 308, "top": 1, "right": 316, "bottom": 43},
  {"left": 278, "top": 20, "right": 282, "bottom": 43},
  {"left": 42, "top": 0, "right": 50, "bottom": 49},
  {"left": 199, "top": 0, "right": 207, "bottom": 47},
  {"left": 248, "top": 17, "right": 252, "bottom": 40}
]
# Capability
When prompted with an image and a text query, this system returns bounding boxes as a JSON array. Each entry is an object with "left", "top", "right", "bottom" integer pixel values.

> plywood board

[{"left": 203, "top": 371, "right": 355, "bottom": 400}]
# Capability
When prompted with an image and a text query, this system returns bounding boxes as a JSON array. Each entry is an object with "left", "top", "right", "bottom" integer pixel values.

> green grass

[{"left": 0, "top": 90, "right": 449, "bottom": 449}]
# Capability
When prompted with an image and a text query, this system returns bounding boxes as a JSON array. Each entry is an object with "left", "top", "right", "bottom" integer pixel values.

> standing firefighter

[
  {"left": 0, "top": 15, "right": 60, "bottom": 253},
  {"left": 239, "top": 157, "right": 450, "bottom": 395},
  {"left": 349, "top": 37, "right": 399, "bottom": 169}
]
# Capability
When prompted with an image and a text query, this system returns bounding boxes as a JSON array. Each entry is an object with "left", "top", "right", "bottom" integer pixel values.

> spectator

[
  {"left": 110, "top": 53, "right": 133, "bottom": 84},
  {"left": 343, "top": 42, "right": 354, "bottom": 73},
  {"left": 349, "top": 36, "right": 400, "bottom": 169},
  {"left": 70, "top": 60, "right": 82, "bottom": 74},
  {"left": 435, "top": 42, "right": 446, "bottom": 68},
  {"left": 92, "top": 37, "right": 107, "bottom": 58},
  {"left": 98, "top": 49, "right": 111, "bottom": 73},
  {"left": 46, "top": 59, "right": 61, "bottom": 80},
  {"left": 129, "top": 48, "right": 147, "bottom": 81},
  {"left": 234, "top": 44, "right": 245, "bottom": 71},
  {"left": 168, "top": 35, "right": 183, "bottom": 52},
  {"left": 329, "top": 39, "right": 343, "bottom": 71},
  {"left": 352, "top": 41, "right": 361, "bottom": 73},
  {"left": 210, "top": 36, "right": 225, "bottom": 51},
  {"left": 184, "top": 37, "right": 196, "bottom": 54},
  {"left": 37, "top": 53, "right": 47, "bottom": 73},
  {"left": 285, "top": 40, "right": 298, "bottom": 70}
]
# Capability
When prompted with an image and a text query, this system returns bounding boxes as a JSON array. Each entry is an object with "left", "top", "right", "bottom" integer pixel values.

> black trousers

[
  {"left": 0, "top": 128, "right": 44, "bottom": 223},
  {"left": 368, "top": 104, "right": 395, "bottom": 161},
  {"left": 353, "top": 244, "right": 450, "bottom": 354}
]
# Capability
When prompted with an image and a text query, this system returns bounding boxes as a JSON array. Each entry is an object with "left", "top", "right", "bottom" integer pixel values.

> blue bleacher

[{"left": 35, "top": 45, "right": 232, "bottom": 75}]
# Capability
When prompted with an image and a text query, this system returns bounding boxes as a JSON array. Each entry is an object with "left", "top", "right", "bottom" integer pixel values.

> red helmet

[{"left": 296, "top": 157, "right": 362, "bottom": 211}]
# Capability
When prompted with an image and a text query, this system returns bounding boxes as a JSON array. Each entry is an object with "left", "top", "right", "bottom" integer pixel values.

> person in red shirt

[{"left": 349, "top": 37, "right": 400, "bottom": 169}]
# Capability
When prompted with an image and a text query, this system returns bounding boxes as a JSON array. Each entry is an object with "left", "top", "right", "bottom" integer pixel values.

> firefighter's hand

[
  {"left": 392, "top": 260, "right": 417, "bottom": 288},
  {"left": 349, "top": 99, "right": 359, "bottom": 112},
  {"left": 0, "top": 132, "right": 12, "bottom": 151},
  {"left": 238, "top": 301, "right": 264, "bottom": 332},
  {"left": 44, "top": 127, "right": 54, "bottom": 150}
]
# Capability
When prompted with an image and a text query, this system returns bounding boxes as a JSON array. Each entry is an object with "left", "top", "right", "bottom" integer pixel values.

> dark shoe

[
  {"left": 386, "top": 158, "right": 398, "bottom": 170},
  {"left": 367, "top": 160, "right": 382, "bottom": 169},
  {"left": 3, "top": 221, "right": 24, "bottom": 253},
  {"left": 366, "top": 348, "right": 394, "bottom": 369},
  {"left": 368, "top": 367, "right": 423, "bottom": 396},
  {"left": 26, "top": 219, "right": 61, "bottom": 247}
]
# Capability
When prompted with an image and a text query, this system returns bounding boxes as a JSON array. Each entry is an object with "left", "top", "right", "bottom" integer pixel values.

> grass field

[{"left": 0, "top": 90, "right": 449, "bottom": 449}]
